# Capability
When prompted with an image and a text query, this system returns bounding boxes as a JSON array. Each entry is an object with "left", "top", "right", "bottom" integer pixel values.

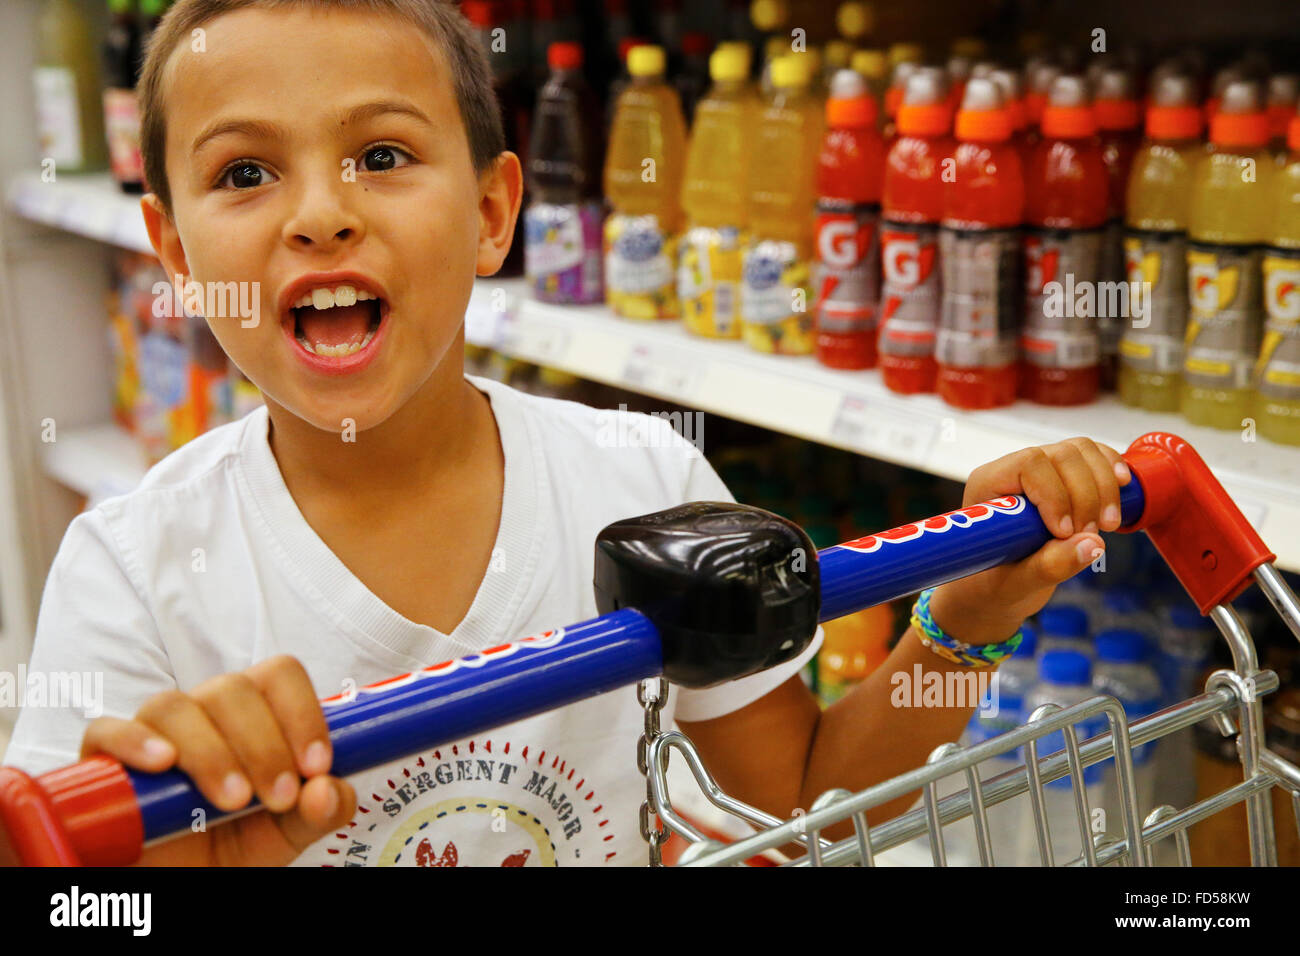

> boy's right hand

[{"left": 81, "top": 655, "right": 355, "bottom": 866}]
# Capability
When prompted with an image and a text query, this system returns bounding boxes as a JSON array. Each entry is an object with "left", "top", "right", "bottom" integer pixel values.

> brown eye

[
  {"left": 361, "top": 145, "right": 410, "bottom": 172},
  {"left": 220, "top": 162, "right": 272, "bottom": 190}
]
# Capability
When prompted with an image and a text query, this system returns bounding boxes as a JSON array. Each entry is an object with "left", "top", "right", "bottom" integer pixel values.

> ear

[
  {"left": 141, "top": 193, "right": 192, "bottom": 286},
  {"left": 475, "top": 151, "right": 523, "bottom": 277}
]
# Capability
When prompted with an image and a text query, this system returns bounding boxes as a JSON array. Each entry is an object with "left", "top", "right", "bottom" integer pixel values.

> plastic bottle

[
  {"left": 881, "top": 60, "right": 917, "bottom": 144},
  {"left": 1095, "top": 68, "right": 1143, "bottom": 391},
  {"left": 878, "top": 68, "right": 950, "bottom": 394},
  {"left": 524, "top": 42, "right": 605, "bottom": 305},
  {"left": 1021, "top": 75, "right": 1108, "bottom": 405},
  {"left": 103, "top": 0, "right": 143, "bottom": 194},
  {"left": 851, "top": 48, "right": 889, "bottom": 110},
  {"left": 739, "top": 54, "right": 821, "bottom": 354},
  {"left": 1092, "top": 629, "right": 1162, "bottom": 817},
  {"left": 603, "top": 45, "right": 687, "bottom": 319},
  {"left": 679, "top": 45, "right": 755, "bottom": 339},
  {"left": 990, "top": 68, "right": 1031, "bottom": 166},
  {"left": 936, "top": 77, "right": 1021, "bottom": 409},
  {"left": 1020, "top": 651, "right": 1107, "bottom": 865},
  {"left": 1182, "top": 80, "right": 1273, "bottom": 429},
  {"left": 814, "top": 69, "right": 885, "bottom": 369},
  {"left": 1267, "top": 73, "right": 1298, "bottom": 160},
  {"left": 1021, "top": 60, "right": 1061, "bottom": 152},
  {"left": 1037, "top": 605, "right": 1092, "bottom": 659},
  {"left": 1119, "top": 72, "right": 1203, "bottom": 411},
  {"left": 34, "top": 0, "right": 107, "bottom": 173},
  {"left": 1256, "top": 115, "right": 1300, "bottom": 446},
  {"left": 606, "top": 36, "right": 647, "bottom": 123}
]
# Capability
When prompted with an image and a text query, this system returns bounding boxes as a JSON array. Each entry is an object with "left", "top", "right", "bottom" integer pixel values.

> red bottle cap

[
  {"left": 548, "top": 41, "right": 583, "bottom": 71},
  {"left": 1146, "top": 105, "right": 1203, "bottom": 140},
  {"left": 1290, "top": 113, "right": 1300, "bottom": 152}
]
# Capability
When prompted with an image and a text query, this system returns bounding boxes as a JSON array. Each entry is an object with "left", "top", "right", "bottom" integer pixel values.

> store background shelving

[{"left": 7, "top": 167, "right": 1300, "bottom": 575}]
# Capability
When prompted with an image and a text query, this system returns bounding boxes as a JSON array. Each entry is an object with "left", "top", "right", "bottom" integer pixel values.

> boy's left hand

[{"left": 928, "top": 437, "right": 1132, "bottom": 646}]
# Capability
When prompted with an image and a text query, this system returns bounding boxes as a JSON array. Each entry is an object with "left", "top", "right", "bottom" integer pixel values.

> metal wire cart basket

[{"left": 1, "top": 431, "right": 1297, "bottom": 867}]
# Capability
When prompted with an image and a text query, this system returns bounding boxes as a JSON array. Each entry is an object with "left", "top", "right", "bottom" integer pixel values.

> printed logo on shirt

[{"left": 318, "top": 739, "right": 618, "bottom": 867}]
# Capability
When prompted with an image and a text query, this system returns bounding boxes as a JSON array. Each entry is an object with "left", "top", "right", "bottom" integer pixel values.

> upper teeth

[{"left": 292, "top": 284, "right": 377, "bottom": 310}]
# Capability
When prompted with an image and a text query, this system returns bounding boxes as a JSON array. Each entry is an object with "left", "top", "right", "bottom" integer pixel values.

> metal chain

[{"left": 636, "top": 677, "right": 669, "bottom": 867}]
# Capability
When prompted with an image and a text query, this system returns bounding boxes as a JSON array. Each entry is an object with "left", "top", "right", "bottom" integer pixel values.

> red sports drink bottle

[
  {"left": 936, "top": 78, "right": 1022, "bottom": 409},
  {"left": 815, "top": 70, "right": 885, "bottom": 369},
  {"left": 1021, "top": 75, "right": 1108, "bottom": 405},
  {"left": 879, "top": 68, "right": 951, "bottom": 394}
]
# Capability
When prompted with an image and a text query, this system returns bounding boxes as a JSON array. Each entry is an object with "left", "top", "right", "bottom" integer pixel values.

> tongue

[{"left": 299, "top": 304, "right": 372, "bottom": 348}]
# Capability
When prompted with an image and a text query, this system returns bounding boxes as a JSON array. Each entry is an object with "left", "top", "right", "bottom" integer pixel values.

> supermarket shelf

[
  {"left": 40, "top": 422, "right": 149, "bottom": 506},
  {"left": 467, "top": 279, "right": 1300, "bottom": 573},
  {"left": 5, "top": 170, "right": 152, "bottom": 253}
]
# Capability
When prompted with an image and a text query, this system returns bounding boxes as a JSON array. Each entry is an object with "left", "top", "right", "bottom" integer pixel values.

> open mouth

[{"left": 287, "top": 287, "right": 385, "bottom": 358}]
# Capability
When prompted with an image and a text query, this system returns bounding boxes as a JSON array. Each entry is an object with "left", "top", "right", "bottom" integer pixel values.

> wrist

[{"left": 928, "top": 584, "right": 1025, "bottom": 649}]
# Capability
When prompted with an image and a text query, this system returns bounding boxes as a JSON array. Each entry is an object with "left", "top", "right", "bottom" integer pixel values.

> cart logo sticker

[
  {"left": 320, "top": 628, "right": 566, "bottom": 706},
  {"left": 315, "top": 739, "right": 616, "bottom": 867},
  {"left": 836, "top": 496, "right": 1026, "bottom": 554}
]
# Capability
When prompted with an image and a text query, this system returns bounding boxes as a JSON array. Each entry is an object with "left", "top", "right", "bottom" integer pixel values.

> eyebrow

[{"left": 190, "top": 99, "right": 435, "bottom": 155}]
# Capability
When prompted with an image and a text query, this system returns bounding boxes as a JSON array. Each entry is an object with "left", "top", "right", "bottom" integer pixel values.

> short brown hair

[{"left": 139, "top": 0, "right": 505, "bottom": 217}]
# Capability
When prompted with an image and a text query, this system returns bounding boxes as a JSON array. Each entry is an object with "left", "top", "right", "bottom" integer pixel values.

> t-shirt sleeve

[
  {"left": 3, "top": 508, "right": 177, "bottom": 776},
  {"left": 668, "top": 438, "right": 823, "bottom": 724}
]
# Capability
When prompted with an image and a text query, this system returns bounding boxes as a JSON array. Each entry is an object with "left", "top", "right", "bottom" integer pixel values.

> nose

[{"left": 282, "top": 167, "right": 366, "bottom": 251}]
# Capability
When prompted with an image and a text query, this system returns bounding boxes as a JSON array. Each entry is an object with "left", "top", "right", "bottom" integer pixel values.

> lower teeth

[{"left": 297, "top": 326, "right": 377, "bottom": 357}]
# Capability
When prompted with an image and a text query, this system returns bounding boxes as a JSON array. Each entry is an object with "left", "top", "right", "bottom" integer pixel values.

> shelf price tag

[
  {"left": 830, "top": 393, "right": 936, "bottom": 465},
  {"left": 621, "top": 344, "right": 700, "bottom": 399},
  {"left": 499, "top": 316, "right": 570, "bottom": 364}
]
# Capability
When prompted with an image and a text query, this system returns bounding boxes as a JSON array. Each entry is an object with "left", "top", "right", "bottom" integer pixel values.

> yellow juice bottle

[
  {"left": 1119, "top": 73, "right": 1203, "bottom": 411},
  {"left": 1182, "top": 80, "right": 1273, "bottom": 429},
  {"left": 679, "top": 47, "right": 756, "bottom": 338},
  {"left": 740, "top": 54, "right": 821, "bottom": 355},
  {"left": 1256, "top": 114, "right": 1300, "bottom": 446},
  {"left": 603, "top": 45, "right": 687, "bottom": 319}
]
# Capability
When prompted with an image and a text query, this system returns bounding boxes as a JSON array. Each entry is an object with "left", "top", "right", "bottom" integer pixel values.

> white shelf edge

[
  {"left": 5, "top": 170, "right": 153, "bottom": 254},
  {"left": 467, "top": 278, "right": 1300, "bottom": 573}
]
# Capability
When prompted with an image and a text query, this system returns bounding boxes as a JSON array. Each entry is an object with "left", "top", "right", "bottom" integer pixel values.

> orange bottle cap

[
  {"left": 1210, "top": 111, "right": 1269, "bottom": 147},
  {"left": 1145, "top": 104, "right": 1203, "bottom": 140},
  {"left": 1041, "top": 104, "right": 1096, "bottom": 138},
  {"left": 897, "top": 103, "right": 951, "bottom": 136},
  {"left": 827, "top": 93, "right": 878, "bottom": 127},
  {"left": 955, "top": 107, "right": 1011, "bottom": 141},
  {"left": 1095, "top": 97, "right": 1139, "bottom": 130}
]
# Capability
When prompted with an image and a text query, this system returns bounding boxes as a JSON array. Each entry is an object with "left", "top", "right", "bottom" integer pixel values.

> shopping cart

[{"left": 1, "top": 431, "right": 1297, "bottom": 866}]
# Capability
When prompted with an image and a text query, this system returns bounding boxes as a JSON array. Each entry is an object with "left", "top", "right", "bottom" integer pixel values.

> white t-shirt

[{"left": 5, "top": 376, "right": 820, "bottom": 867}]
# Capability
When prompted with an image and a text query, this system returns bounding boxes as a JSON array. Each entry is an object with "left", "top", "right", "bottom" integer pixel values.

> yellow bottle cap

[
  {"left": 888, "top": 42, "right": 923, "bottom": 68},
  {"left": 750, "top": 0, "right": 788, "bottom": 32},
  {"left": 836, "top": 2, "right": 873, "bottom": 40},
  {"left": 711, "top": 46, "right": 749, "bottom": 82},
  {"left": 772, "top": 54, "right": 810, "bottom": 89},
  {"left": 826, "top": 40, "right": 853, "bottom": 71},
  {"left": 951, "top": 36, "right": 986, "bottom": 60},
  {"left": 628, "top": 44, "right": 666, "bottom": 77},
  {"left": 852, "top": 48, "right": 887, "bottom": 80}
]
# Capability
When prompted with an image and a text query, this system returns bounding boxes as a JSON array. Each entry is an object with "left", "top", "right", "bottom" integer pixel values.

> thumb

[
  {"left": 272, "top": 776, "right": 357, "bottom": 853},
  {"left": 1013, "top": 532, "right": 1105, "bottom": 592}
]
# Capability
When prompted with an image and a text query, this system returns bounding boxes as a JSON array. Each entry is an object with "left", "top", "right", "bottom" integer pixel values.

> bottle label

[
  {"left": 878, "top": 220, "right": 940, "bottom": 358},
  {"left": 1119, "top": 228, "right": 1188, "bottom": 374},
  {"left": 1257, "top": 247, "right": 1300, "bottom": 402},
  {"left": 604, "top": 214, "right": 679, "bottom": 318},
  {"left": 103, "top": 87, "right": 143, "bottom": 185},
  {"left": 814, "top": 200, "right": 880, "bottom": 335},
  {"left": 1183, "top": 241, "right": 1264, "bottom": 389},
  {"left": 526, "top": 201, "right": 603, "bottom": 304},
  {"left": 33, "top": 66, "right": 84, "bottom": 169},
  {"left": 936, "top": 225, "right": 1020, "bottom": 368},
  {"left": 1021, "top": 226, "right": 1104, "bottom": 368},
  {"left": 740, "top": 239, "right": 814, "bottom": 353},
  {"left": 1098, "top": 218, "right": 1127, "bottom": 361},
  {"left": 678, "top": 225, "right": 744, "bottom": 336}
]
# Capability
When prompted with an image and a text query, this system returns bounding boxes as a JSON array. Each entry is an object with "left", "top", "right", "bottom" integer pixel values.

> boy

[{"left": 4, "top": 0, "right": 1129, "bottom": 866}]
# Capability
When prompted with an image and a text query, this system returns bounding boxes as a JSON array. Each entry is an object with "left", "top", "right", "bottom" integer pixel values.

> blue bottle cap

[
  {"left": 1039, "top": 605, "right": 1088, "bottom": 639},
  {"left": 1039, "top": 649, "right": 1092, "bottom": 685},
  {"left": 1094, "top": 628, "right": 1147, "bottom": 663}
]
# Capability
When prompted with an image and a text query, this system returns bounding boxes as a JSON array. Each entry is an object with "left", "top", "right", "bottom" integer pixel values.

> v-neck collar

[{"left": 236, "top": 375, "right": 544, "bottom": 670}]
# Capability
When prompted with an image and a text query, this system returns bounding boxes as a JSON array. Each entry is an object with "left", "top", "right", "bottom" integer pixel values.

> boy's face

[{"left": 142, "top": 7, "right": 517, "bottom": 433}]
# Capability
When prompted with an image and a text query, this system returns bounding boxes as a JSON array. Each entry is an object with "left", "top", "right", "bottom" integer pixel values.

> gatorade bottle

[
  {"left": 814, "top": 69, "right": 884, "bottom": 369},
  {"left": 946, "top": 54, "right": 973, "bottom": 114},
  {"left": 1256, "top": 114, "right": 1300, "bottom": 446},
  {"left": 936, "top": 78, "right": 1021, "bottom": 408},
  {"left": 603, "top": 45, "right": 687, "bottom": 319},
  {"left": 1095, "top": 68, "right": 1143, "bottom": 391},
  {"left": 524, "top": 42, "right": 605, "bottom": 305},
  {"left": 1182, "top": 80, "right": 1273, "bottom": 429},
  {"left": 881, "top": 60, "right": 917, "bottom": 143},
  {"left": 679, "top": 45, "right": 755, "bottom": 339},
  {"left": 1021, "top": 76, "right": 1108, "bottom": 405},
  {"left": 991, "top": 67, "right": 1031, "bottom": 165},
  {"left": 878, "top": 68, "right": 950, "bottom": 393},
  {"left": 851, "top": 48, "right": 889, "bottom": 110},
  {"left": 1119, "top": 73, "right": 1203, "bottom": 411},
  {"left": 1267, "top": 73, "right": 1298, "bottom": 160},
  {"left": 1022, "top": 60, "right": 1061, "bottom": 141}
]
